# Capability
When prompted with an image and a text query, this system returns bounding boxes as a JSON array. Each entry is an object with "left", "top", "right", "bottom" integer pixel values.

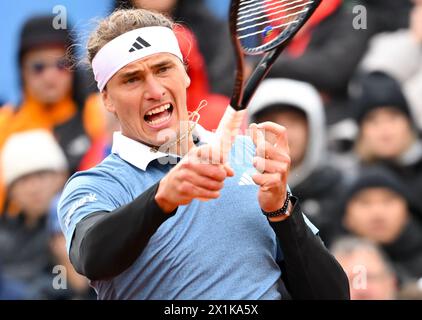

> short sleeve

[{"left": 57, "top": 169, "right": 128, "bottom": 253}]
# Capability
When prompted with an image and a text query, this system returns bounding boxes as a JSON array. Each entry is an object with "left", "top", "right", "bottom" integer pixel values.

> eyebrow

[
  {"left": 119, "top": 59, "right": 175, "bottom": 79},
  {"left": 151, "top": 59, "right": 174, "bottom": 69},
  {"left": 119, "top": 70, "right": 139, "bottom": 80}
]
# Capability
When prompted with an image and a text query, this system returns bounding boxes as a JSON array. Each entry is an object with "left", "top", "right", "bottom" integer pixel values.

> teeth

[
  {"left": 146, "top": 103, "right": 171, "bottom": 116},
  {"left": 146, "top": 112, "right": 171, "bottom": 126}
]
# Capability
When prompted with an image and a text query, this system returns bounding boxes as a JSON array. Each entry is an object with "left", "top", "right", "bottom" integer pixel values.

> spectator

[
  {"left": 249, "top": 79, "right": 345, "bottom": 241},
  {"left": 331, "top": 236, "right": 398, "bottom": 300},
  {"left": 359, "top": 0, "right": 422, "bottom": 130},
  {"left": 0, "top": 262, "right": 28, "bottom": 300},
  {"left": 396, "top": 280, "right": 422, "bottom": 299},
  {"left": 47, "top": 195, "right": 96, "bottom": 299},
  {"left": 333, "top": 165, "right": 422, "bottom": 281},
  {"left": 0, "top": 15, "right": 106, "bottom": 214},
  {"left": 359, "top": 0, "right": 414, "bottom": 32},
  {"left": 0, "top": 130, "right": 68, "bottom": 298},
  {"left": 340, "top": 72, "right": 422, "bottom": 216}
]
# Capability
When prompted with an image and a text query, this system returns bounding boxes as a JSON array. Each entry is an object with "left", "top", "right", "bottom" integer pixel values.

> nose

[
  {"left": 143, "top": 74, "right": 165, "bottom": 101},
  {"left": 41, "top": 66, "right": 57, "bottom": 79},
  {"left": 41, "top": 64, "right": 64, "bottom": 81}
]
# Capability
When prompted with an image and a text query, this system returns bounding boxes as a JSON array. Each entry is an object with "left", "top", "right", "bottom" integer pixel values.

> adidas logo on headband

[
  {"left": 93, "top": 27, "right": 183, "bottom": 91},
  {"left": 129, "top": 36, "right": 151, "bottom": 53}
]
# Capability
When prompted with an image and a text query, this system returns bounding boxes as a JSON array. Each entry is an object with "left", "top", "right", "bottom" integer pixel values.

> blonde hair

[{"left": 86, "top": 9, "right": 174, "bottom": 65}]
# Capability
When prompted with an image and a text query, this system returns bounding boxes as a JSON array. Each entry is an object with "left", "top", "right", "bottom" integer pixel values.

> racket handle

[
  {"left": 216, "top": 105, "right": 246, "bottom": 159},
  {"left": 197, "top": 106, "right": 245, "bottom": 202}
]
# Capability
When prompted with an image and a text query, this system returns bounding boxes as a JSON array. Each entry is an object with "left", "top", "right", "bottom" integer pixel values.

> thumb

[{"left": 223, "top": 163, "right": 235, "bottom": 177}]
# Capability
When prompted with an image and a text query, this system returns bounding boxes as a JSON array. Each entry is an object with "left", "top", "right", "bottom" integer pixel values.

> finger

[
  {"left": 249, "top": 123, "right": 258, "bottom": 146},
  {"left": 183, "top": 171, "right": 225, "bottom": 191},
  {"left": 187, "top": 145, "right": 224, "bottom": 164},
  {"left": 191, "top": 185, "right": 221, "bottom": 200},
  {"left": 256, "top": 142, "right": 291, "bottom": 163},
  {"left": 195, "top": 144, "right": 226, "bottom": 165},
  {"left": 249, "top": 123, "right": 266, "bottom": 158},
  {"left": 252, "top": 172, "right": 283, "bottom": 190},
  {"left": 253, "top": 157, "right": 290, "bottom": 174},
  {"left": 182, "top": 162, "right": 228, "bottom": 181},
  {"left": 223, "top": 163, "right": 235, "bottom": 177},
  {"left": 179, "top": 181, "right": 221, "bottom": 200},
  {"left": 257, "top": 121, "right": 289, "bottom": 152}
]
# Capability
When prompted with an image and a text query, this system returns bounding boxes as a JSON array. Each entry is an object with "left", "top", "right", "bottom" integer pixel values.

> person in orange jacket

[{"left": 0, "top": 15, "right": 106, "bottom": 213}]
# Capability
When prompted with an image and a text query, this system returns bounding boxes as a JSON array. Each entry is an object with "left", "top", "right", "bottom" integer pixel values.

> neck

[{"left": 155, "top": 119, "right": 198, "bottom": 156}]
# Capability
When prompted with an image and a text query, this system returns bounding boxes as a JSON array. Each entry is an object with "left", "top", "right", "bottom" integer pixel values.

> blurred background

[{"left": 1, "top": 0, "right": 422, "bottom": 300}]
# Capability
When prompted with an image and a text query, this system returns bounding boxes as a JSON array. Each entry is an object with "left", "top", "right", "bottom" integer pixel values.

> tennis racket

[{"left": 216, "top": 0, "right": 321, "bottom": 152}]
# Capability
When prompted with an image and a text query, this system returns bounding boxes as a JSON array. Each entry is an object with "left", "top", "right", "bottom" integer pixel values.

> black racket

[{"left": 217, "top": 0, "right": 321, "bottom": 148}]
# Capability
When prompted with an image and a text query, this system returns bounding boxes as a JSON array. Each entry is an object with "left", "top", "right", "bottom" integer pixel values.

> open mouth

[{"left": 144, "top": 103, "right": 174, "bottom": 127}]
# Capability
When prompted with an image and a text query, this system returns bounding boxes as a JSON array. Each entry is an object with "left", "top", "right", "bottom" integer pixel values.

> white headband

[{"left": 92, "top": 26, "right": 183, "bottom": 91}]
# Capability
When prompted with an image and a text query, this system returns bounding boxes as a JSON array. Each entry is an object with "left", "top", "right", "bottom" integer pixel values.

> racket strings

[
  {"left": 238, "top": 0, "right": 291, "bottom": 12},
  {"left": 237, "top": 0, "right": 313, "bottom": 24},
  {"left": 237, "top": 9, "right": 305, "bottom": 32},
  {"left": 236, "top": 0, "right": 314, "bottom": 45}
]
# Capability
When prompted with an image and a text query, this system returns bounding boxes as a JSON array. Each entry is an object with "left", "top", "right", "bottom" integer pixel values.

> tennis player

[{"left": 58, "top": 8, "right": 349, "bottom": 300}]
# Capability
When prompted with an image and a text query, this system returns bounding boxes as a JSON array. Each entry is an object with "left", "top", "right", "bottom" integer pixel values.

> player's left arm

[{"left": 249, "top": 122, "right": 350, "bottom": 300}]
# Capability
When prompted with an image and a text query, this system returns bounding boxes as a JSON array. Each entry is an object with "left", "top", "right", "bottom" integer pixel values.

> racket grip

[
  {"left": 197, "top": 106, "right": 244, "bottom": 202},
  {"left": 216, "top": 105, "right": 246, "bottom": 159}
]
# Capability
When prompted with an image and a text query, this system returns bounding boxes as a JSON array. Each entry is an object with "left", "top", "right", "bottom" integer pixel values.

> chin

[{"left": 39, "top": 95, "right": 62, "bottom": 104}]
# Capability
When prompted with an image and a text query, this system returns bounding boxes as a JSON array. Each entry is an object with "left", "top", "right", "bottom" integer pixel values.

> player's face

[{"left": 103, "top": 53, "right": 191, "bottom": 147}]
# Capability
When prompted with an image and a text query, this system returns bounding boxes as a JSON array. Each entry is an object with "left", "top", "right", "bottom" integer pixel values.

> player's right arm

[{"left": 64, "top": 144, "right": 231, "bottom": 280}]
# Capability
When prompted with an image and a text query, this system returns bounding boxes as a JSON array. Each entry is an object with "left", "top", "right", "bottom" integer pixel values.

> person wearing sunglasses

[{"left": 0, "top": 15, "right": 106, "bottom": 215}]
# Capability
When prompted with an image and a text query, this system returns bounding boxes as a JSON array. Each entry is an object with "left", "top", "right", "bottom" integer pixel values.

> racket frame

[{"left": 229, "top": 0, "right": 322, "bottom": 111}]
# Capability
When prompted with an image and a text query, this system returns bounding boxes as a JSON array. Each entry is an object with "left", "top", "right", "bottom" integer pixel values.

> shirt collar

[{"left": 111, "top": 123, "right": 215, "bottom": 171}]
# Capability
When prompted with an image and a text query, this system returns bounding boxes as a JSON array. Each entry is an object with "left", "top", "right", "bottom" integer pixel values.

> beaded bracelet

[{"left": 261, "top": 191, "right": 291, "bottom": 218}]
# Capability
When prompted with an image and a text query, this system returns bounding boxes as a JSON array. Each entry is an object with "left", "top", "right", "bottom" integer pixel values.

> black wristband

[{"left": 261, "top": 191, "right": 291, "bottom": 218}]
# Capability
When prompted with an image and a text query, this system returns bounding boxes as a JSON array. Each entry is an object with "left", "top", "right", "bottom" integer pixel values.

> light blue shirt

[{"left": 58, "top": 126, "right": 318, "bottom": 299}]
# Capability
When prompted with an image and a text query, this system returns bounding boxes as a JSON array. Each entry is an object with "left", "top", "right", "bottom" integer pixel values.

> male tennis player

[{"left": 58, "top": 8, "right": 349, "bottom": 300}]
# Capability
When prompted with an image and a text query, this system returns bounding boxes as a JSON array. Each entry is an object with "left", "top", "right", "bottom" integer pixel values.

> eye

[
  {"left": 157, "top": 65, "right": 170, "bottom": 74},
  {"left": 125, "top": 77, "right": 139, "bottom": 84}
]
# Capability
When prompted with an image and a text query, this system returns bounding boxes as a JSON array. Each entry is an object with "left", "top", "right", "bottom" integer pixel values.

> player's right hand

[{"left": 155, "top": 144, "right": 234, "bottom": 213}]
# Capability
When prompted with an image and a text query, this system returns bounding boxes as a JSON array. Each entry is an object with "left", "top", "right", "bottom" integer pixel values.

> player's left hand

[{"left": 249, "top": 122, "right": 291, "bottom": 222}]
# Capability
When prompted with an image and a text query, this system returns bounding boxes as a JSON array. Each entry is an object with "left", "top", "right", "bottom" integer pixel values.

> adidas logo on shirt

[
  {"left": 238, "top": 172, "right": 256, "bottom": 186},
  {"left": 129, "top": 36, "right": 151, "bottom": 52}
]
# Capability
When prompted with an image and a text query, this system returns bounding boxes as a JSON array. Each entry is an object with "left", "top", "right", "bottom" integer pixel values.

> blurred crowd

[{"left": 0, "top": 0, "right": 422, "bottom": 300}]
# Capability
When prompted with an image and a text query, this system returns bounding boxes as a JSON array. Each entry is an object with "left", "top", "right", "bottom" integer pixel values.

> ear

[
  {"left": 184, "top": 72, "right": 191, "bottom": 89},
  {"left": 102, "top": 89, "right": 116, "bottom": 114}
]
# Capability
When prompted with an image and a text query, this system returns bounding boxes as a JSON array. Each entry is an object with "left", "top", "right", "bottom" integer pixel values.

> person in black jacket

[
  {"left": 332, "top": 165, "right": 422, "bottom": 282},
  {"left": 58, "top": 8, "right": 349, "bottom": 300},
  {"left": 338, "top": 72, "right": 422, "bottom": 222}
]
